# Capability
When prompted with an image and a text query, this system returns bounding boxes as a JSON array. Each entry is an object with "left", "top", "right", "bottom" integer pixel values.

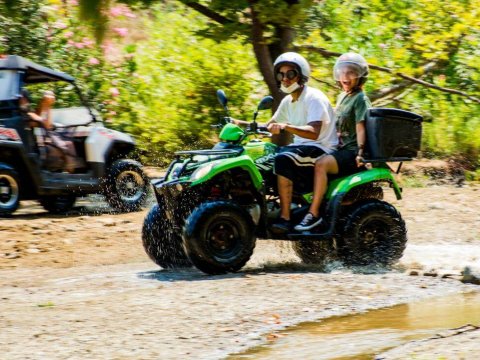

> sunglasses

[{"left": 276, "top": 69, "right": 299, "bottom": 81}]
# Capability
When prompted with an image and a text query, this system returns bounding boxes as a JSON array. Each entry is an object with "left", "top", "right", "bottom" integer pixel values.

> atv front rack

[{"left": 175, "top": 149, "right": 242, "bottom": 158}]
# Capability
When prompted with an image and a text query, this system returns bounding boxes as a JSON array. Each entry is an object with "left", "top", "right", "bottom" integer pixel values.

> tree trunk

[{"left": 249, "top": 2, "right": 292, "bottom": 145}]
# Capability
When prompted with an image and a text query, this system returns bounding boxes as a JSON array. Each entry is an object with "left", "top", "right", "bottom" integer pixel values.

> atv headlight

[{"left": 190, "top": 162, "right": 217, "bottom": 182}]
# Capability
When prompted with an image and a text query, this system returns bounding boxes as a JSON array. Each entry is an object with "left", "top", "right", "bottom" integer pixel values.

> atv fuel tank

[{"left": 244, "top": 140, "right": 276, "bottom": 161}]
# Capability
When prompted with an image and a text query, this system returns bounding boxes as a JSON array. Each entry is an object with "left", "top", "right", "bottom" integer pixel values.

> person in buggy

[{"left": 19, "top": 89, "right": 79, "bottom": 173}]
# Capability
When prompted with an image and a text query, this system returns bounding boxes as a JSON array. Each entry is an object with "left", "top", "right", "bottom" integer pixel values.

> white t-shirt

[{"left": 272, "top": 85, "right": 338, "bottom": 152}]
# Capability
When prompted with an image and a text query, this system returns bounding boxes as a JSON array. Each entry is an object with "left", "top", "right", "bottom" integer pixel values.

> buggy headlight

[{"left": 190, "top": 162, "right": 217, "bottom": 182}]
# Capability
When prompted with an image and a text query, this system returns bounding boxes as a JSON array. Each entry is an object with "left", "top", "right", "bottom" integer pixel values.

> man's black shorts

[{"left": 274, "top": 145, "right": 327, "bottom": 193}]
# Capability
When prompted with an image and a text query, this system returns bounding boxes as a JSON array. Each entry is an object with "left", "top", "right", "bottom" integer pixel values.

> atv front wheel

[
  {"left": 339, "top": 199, "right": 407, "bottom": 267},
  {"left": 0, "top": 168, "right": 20, "bottom": 217},
  {"left": 183, "top": 201, "right": 256, "bottom": 275},
  {"left": 142, "top": 204, "right": 191, "bottom": 269},
  {"left": 39, "top": 195, "right": 76, "bottom": 214},
  {"left": 292, "top": 240, "right": 336, "bottom": 266},
  {"left": 104, "top": 159, "right": 150, "bottom": 212}
]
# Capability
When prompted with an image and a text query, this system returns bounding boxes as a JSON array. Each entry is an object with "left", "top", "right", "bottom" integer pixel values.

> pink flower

[
  {"left": 110, "top": 6, "right": 124, "bottom": 17},
  {"left": 74, "top": 42, "right": 85, "bottom": 49},
  {"left": 124, "top": 10, "right": 136, "bottom": 18},
  {"left": 113, "top": 28, "right": 128, "bottom": 37},
  {"left": 110, "top": 88, "right": 120, "bottom": 97},
  {"left": 89, "top": 57, "right": 100, "bottom": 65},
  {"left": 379, "top": 43, "right": 387, "bottom": 49},
  {"left": 82, "top": 38, "right": 94, "bottom": 48},
  {"left": 64, "top": 31, "right": 74, "bottom": 39},
  {"left": 68, "top": 0, "right": 78, "bottom": 5},
  {"left": 53, "top": 21, "right": 68, "bottom": 29},
  {"left": 101, "top": 41, "right": 114, "bottom": 52}
]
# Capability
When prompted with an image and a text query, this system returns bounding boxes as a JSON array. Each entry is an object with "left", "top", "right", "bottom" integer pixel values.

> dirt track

[{"left": 1, "top": 183, "right": 480, "bottom": 359}]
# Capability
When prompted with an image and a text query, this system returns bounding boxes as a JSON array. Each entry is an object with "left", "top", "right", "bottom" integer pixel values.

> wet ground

[
  {"left": 233, "top": 292, "right": 480, "bottom": 359},
  {"left": 1, "top": 182, "right": 480, "bottom": 359}
]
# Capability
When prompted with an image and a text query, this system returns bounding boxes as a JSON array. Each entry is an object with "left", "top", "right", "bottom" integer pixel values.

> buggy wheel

[
  {"left": 39, "top": 195, "right": 76, "bottom": 214},
  {"left": 339, "top": 199, "right": 407, "bottom": 267},
  {"left": 142, "top": 204, "right": 191, "bottom": 269},
  {"left": 292, "top": 240, "right": 336, "bottom": 266},
  {"left": 104, "top": 159, "right": 150, "bottom": 212},
  {"left": 183, "top": 201, "right": 256, "bottom": 275},
  {"left": 0, "top": 168, "right": 20, "bottom": 217}
]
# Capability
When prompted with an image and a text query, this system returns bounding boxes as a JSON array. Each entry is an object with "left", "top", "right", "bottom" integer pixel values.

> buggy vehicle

[
  {"left": 142, "top": 90, "right": 422, "bottom": 275},
  {"left": 0, "top": 55, "right": 150, "bottom": 216}
]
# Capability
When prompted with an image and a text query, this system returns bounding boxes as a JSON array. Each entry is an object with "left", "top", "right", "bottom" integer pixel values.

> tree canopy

[{"left": 2, "top": 0, "right": 480, "bottom": 173}]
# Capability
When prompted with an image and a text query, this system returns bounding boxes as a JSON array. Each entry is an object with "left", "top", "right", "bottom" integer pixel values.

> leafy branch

[{"left": 296, "top": 45, "right": 480, "bottom": 104}]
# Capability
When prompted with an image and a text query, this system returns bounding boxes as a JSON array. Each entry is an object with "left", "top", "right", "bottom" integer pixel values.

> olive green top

[{"left": 335, "top": 90, "right": 371, "bottom": 151}]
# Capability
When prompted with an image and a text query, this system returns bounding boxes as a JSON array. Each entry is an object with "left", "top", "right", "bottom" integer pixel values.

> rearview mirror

[
  {"left": 216, "top": 89, "right": 228, "bottom": 108},
  {"left": 257, "top": 96, "right": 274, "bottom": 111}
]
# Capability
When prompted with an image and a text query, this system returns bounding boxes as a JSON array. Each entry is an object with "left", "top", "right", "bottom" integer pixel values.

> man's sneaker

[
  {"left": 270, "top": 217, "right": 292, "bottom": 233},
  {"left": 294, "top": 213, "right": 323, "bottom": 231}
]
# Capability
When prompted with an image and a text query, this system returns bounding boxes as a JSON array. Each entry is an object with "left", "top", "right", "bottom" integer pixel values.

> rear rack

[{"left": 363, "top": 157, "right": 414, "bottom": 174}]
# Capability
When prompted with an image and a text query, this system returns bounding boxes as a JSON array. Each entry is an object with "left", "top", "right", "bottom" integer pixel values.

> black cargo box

[{"left": 365, "top": 108, "right": 423, "bottom": 162}]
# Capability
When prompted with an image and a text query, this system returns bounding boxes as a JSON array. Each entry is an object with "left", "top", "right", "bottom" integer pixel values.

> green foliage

[
  {"left": 122, "top": 4, "right": 266, "bottom": 165},
  {"left": 4, "top": 0, "right": 480, "bottom": 169},
  {"left": 1, "top": 0, "right": 266, "bottom": 166},
  {"left": 302, "top": 0, "right": 480, "bottom": 167},
  {"left": 0, "top": 1, "right": 138, "bottom": 121},
  {"left": 0, "top": 0, "right": 50, "bottom": 61}
]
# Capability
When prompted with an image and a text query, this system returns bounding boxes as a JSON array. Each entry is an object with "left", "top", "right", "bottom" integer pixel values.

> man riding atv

[{"left": 250, "top": 52, "right": 339, "bottom": 234}]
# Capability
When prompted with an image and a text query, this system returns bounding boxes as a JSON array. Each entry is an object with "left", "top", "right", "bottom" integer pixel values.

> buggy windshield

[{"left": 0, "top": 70, "right": 19, "bottom": 101}]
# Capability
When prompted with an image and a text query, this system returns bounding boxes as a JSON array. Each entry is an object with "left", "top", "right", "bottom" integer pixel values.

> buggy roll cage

[{"left": 0, "top": 55, "right": 98, "bottom": 123}]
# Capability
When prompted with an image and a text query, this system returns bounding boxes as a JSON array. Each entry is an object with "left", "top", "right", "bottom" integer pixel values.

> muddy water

[{"left": 232, "top": 292, "right": 480, "bottom": 359}]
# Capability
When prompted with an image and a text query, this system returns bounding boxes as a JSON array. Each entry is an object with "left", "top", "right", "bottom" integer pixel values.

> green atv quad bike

[{"left": 142, "top": 90, "right": 422, "bottom": 275}]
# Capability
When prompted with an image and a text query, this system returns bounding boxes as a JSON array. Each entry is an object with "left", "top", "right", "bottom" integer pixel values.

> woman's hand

[{"left": 356, "top": 155, "right": 364, "bottom": 167}]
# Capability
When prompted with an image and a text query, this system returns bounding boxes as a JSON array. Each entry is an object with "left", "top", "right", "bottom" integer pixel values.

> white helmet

[
  {"left": 333, "top": 52, "right": 369, "bottom": 85},
  {"left": 273, "top": 52, "right": 310, "bottom": 84}
]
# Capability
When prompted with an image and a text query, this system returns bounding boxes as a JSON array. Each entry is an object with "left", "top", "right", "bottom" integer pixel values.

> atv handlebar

[
  {"left": 211, "top": 116, "right": 233, "bottom": 129},
  {"left": 246, "top": 124, "right": 270, "bottom": 136}
]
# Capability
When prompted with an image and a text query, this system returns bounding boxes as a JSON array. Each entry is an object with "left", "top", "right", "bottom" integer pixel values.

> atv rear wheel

[
  {"left": 104, "top": 159, "right": 150, "bottom": 212},
  {"left": 142, "top": 203, "right": 191, "bottom": 269},
  {"left": 183, "top": 201, "right": 256, "bottom": 275},
  {"left": 339, "top": 199, "right": 407, "bottom": 267},
  {"left": 0, "top": 168, "right": 20, "bottom": 217},
  {"left": 39, "top": 195, "right": 76, "bottom": 214}
]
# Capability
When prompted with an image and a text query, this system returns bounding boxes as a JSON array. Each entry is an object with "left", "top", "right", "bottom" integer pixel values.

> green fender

[
  {"left": 303, "top": 167, "right": 402, "bottom": 202},
  {"left": 190, "top": 155, "right": 263, "bottom": 189}
]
